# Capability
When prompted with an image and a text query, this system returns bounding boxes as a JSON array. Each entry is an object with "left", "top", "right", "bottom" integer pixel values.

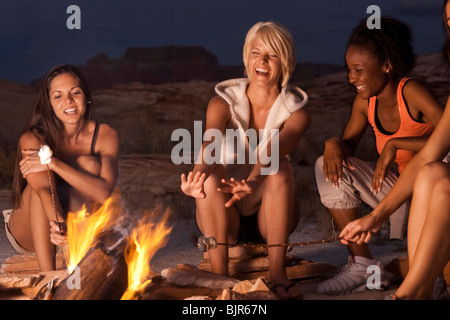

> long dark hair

[
  {"left": 12, "top": 65, "right": 93, "bottom": 208},
  {"left": 346, "top": 17, "right": 416, "bottom": 81}
]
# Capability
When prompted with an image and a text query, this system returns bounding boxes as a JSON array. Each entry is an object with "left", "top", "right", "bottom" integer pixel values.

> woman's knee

[
  {"left": 264, "top": 158, "right": 294, "bottom": 189},
  {"left": 432, "top": 175, "right": 450, "bottom": 196},
  {"left": 202, "top": 165, "right": 226, "bottom": 190},
  {"left": 76, "top": 155, "right": 101, "bottom": 176},
  {"left": 414, "top": 162, "right": 450, "bottom": 191},
  {"left": 314, "top": 155, "right": 325, "bottom": 178}
]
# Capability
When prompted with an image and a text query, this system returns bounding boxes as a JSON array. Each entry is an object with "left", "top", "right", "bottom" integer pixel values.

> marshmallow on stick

[{"left": 38, "top": 145, "right": 53, "bottom": 165}]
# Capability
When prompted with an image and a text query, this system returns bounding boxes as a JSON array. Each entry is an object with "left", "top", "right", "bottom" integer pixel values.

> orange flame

[
  {"left": 66, "top": 195, "right": 122, "bottom": 274},
  {"left": 121, "top": 209, "right": 172, "bottom": 300}
]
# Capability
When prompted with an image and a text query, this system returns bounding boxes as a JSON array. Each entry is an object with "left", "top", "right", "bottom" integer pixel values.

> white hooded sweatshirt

[{"left": 213, "top": 78, "right": 308, "bottom": 180}]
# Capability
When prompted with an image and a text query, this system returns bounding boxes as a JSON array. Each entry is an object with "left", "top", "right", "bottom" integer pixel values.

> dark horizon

[{"left": 0, "top": 0, "right": 445, "bottom": 85}]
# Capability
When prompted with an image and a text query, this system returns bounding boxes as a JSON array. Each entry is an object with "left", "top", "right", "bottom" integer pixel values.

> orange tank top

[{"left": 368, "top": 78, "right": 434, "bottom": 174}]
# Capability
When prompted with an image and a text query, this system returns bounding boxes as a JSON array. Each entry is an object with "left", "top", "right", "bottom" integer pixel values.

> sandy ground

[
  {"left": 150, "top": 219, "right": 406, "bottom": 300},
  {"left": 0, "top": 187, "right": 408, "bottom": 300}
]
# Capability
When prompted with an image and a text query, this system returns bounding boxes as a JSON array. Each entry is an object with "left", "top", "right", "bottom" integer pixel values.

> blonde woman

[{"left": 180, "top": 21, "right": 310, "bottom": 299}]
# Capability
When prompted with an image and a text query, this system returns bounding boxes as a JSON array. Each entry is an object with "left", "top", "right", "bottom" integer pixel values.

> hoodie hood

[{"left": 214, "top": 78, "right": 308, "bottom": 131}]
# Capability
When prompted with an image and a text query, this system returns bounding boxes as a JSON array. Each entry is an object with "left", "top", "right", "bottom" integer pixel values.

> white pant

[{"left": 314, "top": 156, "right": 409, "bottom": 240}]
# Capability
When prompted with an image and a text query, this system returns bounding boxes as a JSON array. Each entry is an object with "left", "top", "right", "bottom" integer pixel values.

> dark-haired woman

[
  {"left": 314, "top": 17, "right": 446, "bottom": 294},
  {"left": 3, "top": 65, "right": 119, "bottom": 271},
  {"left": 340, "top": 1, "right": 450, "bottom": 300}
]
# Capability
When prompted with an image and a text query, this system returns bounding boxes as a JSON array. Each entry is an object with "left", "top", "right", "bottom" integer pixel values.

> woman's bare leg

[
  {"left": 395, "top": 163, "right": 450, "bottom": 299},
  {"left": 195, "top": 165, "right": 240, "bottom": 276},
  {"left": 9, "top": 185, "right": 56, "bottom": 271},
  {"left": 258, "top": 159, "right": 301, "bottom": 297}
]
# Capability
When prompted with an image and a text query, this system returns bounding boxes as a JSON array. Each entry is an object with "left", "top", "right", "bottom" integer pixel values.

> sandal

[{"left": 271, "top": 282, "right": 303, "bottom": 300}]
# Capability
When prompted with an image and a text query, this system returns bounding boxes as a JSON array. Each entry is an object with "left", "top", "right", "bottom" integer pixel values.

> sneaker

[{"left": 316, "top": 256, "right": 391, "bottom": 295}]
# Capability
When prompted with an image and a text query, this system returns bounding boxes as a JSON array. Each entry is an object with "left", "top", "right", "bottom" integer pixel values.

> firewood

[
  {"left": 230, "top": 260, "right": 338, "bottom": 281},
  {"left": 231, "top": 280, "right": 254, "bottom": 294},
  {"left": 161, "top": 264, "right": 239, "bottom": 289},
  {"left": 184, "top": 295, "right": 212, "bottom": 300},
  {"left": 141, "top": 281, "right": 221, "bottom": 300},
  {"left": 199, "top": 254, "right": 330, "bottom": 279},
  {"left": 216, "top": 287, "right": 279, "bottom": 300},
  {"left": 250, "top": 277, "right": 271, "bottom": 292},
  {"left": 22, "top": 270, "right": 68, "bottom": 298},
  {"left": 0, "top": 273, "right": 43, "bottom": 290},
  {"left": 222, "top": 277, "right": 277, "bottom": 300},
  {"left": 217, "top": 277, "right": 277, "bottom": 300},
  {"left": 51, "top": 231, "right": 128, "bottom": 300},
  {"left": 1, "top": 253, "right": 66, "bottom": 273}
]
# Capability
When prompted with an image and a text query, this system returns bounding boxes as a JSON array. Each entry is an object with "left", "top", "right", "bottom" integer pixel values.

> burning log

[
  {"left": 51, "top": 230, "right": 128, "bottom": 300},
  {"left": 50, "top": 194, "right": 172, "bottom": 300}
]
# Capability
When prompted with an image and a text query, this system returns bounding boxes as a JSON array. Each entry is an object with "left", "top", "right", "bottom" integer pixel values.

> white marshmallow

[{"left": 38, "top": 145, "right": 53, "bottom": 165}]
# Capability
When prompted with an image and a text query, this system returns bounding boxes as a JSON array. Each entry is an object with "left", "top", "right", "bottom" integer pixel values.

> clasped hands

[
  {"left": 181, "top": 171, "right": 257, "bottom": 208},
  {"left": 19, "top": 149, "right": 50, "bottom": 178}
]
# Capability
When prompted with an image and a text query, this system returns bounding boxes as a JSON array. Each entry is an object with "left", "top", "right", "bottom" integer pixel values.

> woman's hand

[
  {"left": 372, "top": 142, "right": 396, "bottom": 194},
  {"left": 49, "top": 220, "right": 68, "bottom": 247},
  {"left": 339, "top": 213, "right": 383, "bottom": 245},
  {"left": 323, "top": 138, "right": 354, "bottom": 188},
  {"left": 217, "top": 178, "right": 257, "bottom": 208},
  {"left": 19, "top": 150, "right": 49, "bottom": 178},
  {"left": 181, "top": 171, "right": 207, "bottom": 199}
]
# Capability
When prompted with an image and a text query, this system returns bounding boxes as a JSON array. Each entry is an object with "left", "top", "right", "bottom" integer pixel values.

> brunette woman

[{"left": 4, "top": 65, "right": 119, "bottom": 271}]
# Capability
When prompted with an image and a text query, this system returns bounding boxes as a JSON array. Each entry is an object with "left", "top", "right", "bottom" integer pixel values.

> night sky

[{"left": 0, "top": 0, "right": 445, "bottom": 84}]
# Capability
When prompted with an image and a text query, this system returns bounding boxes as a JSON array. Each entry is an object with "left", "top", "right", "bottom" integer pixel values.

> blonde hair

[{"left": 243, "top": 21, "right": 296, "bottom": 87}]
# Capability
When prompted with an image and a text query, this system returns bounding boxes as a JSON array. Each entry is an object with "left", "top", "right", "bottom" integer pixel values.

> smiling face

[
  {"left": 345, "top": 44, "right": 390, "bottom": 100},
  {"left": 48, "top": 73, "right": 87, "bottom": 126},
  {"left": 246, "top": 38, "right": 283, "bottom": 89}
]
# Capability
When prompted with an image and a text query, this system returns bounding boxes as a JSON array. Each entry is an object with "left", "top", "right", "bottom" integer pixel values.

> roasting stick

[
  {"left": 197, "top": 235, "right": 344, "bottom": 252},
  {"left": 45, "top": 165, "right": 61, "bottom": 230},
  {"left": 39, "top": 145, "right": 64, "bottom": 235}
]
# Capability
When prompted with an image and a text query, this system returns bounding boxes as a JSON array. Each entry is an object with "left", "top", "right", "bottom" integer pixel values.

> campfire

[
  {"left": 65, "top": 196, "right": 122, "bottom": 274},
  {"left": 121, "top": 209, "right": 172, "bottom": 300},
  {"left": 0, "top": 191, "right": 370, "bottom": 300},
  {"left": 54, "top": 192, "right": 174, "bottom": 300}
]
